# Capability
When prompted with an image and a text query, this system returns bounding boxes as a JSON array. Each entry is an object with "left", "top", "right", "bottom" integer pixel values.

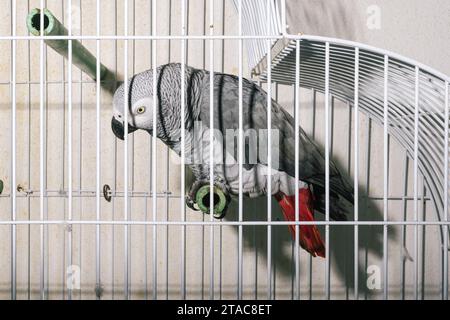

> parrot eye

[{"left": 137, "top": 106, "right": 146, "bottom": 114}]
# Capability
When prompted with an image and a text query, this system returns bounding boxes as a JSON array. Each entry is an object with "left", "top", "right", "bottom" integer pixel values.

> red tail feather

[{"left": 275, "top": 188, "right": 325, "bottom": 258}]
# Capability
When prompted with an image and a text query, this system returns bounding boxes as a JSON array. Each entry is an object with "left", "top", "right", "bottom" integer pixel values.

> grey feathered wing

[{"left": 198, "top": 72, "right": 354, "bottom": 216}]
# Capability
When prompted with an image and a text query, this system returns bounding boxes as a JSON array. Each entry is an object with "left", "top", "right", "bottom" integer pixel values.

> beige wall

[
  {"left": 282, "top": 0, "right": 448, "bottom": 299},
  {"left": 0, "top": 0, "right": 446, "bottom": 300},
  {"left": 286, "top": 0, "right": 450, "bottom": 75}
]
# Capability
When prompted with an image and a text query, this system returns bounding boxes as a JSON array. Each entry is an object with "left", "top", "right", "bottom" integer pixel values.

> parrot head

[{"left": 111, "top": 72, "right": 156, "bottom": 140}]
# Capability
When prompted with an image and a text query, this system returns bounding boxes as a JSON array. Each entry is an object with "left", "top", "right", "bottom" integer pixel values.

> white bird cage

[{"left": 0, "top": 0, "right": 448, "bottom": 300}]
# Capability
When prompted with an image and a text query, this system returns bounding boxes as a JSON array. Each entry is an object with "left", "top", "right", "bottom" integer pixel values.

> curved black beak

[{"left": 111, "top": 117, "right": 138, "bottom": 140}]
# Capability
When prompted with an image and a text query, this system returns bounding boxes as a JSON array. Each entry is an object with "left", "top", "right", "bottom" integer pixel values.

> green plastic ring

[
  {"left": 26, "top": 8, "right": 55, "bottom": 37},
  {"left": 195, "top": 185, "right": 228, "bottom": 218}
]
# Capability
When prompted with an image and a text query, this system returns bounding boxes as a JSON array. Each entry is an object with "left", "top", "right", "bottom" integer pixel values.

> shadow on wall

[
  {"left": 221, "top": 0, "right": 384, "bottom": 297},
  {"left": 285, "top": 0, "right": 365, "bottom": 41},
  {"left": 221, "top": 148, "right": 394, "bottom": 299}
]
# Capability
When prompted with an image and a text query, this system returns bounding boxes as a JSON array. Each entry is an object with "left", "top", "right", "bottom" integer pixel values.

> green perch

[
  {"left": 0, "top": 179, "right": 3, "bottom": 195},
  {"left": 195, "top": 185, "right": 230, "bottom": 219},
  {"left": 27, "top": 8, "right": 115, "bottom": 93}
]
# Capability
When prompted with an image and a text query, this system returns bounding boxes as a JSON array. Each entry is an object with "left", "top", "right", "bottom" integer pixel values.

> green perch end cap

[
  {"left": 26, "top": 8, "right": 55, "bottom": 36},
  {"left": 0, "top": 179, "right": 3, "bottom": 195},
  {"left": 195, "top": 185, "right": 229, "bottom": 219}
]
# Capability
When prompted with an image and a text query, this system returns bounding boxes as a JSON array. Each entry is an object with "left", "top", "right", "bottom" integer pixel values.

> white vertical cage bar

[
  {"left": 131, "top": 9, "right": 136, "bottom": 296},
  {"left": 95, "top": 0, "right": 102, "bottom": 300},
  {"left": 145, "top": 0, "right": 151, "bottom": 301},
  {"left": 218, "top": 1, "right": 226, "bottom": 299},
  {"left": 400, "top": 153, "right": 409, "bottom": 300},
  {"left": 26, "top": 0, "right": 32, "bottom": 300},
  {"left": 413, "top": 66, "right": 420, "bottom": 300},
  {"left": 151, "top": 0, "right": 158, "bottom": 301},
  {"left": 383, "top": 54, "right": 389, "bottom": 299},
  {"left": 67, "top": 0, "right": 74, "bottom": 301},
  {"left": 444, "top": 81, "right": 449, "bottom": 300},
  {"left": 180, "top": 0, "right": 187, "bottom": 300},
  {"left": 163, "top": 5, "right": 171, "bottom": 297},
  {"left": 308, "top": 92, "right": 315, "bottom": 301},
  {"left": 237, "top": 0, "right": 244, "bottom": 300},
  {"left": 353, "top": 47, "right": 360, "bottom": 300},
  {"left": 165, "top": 151, "right": 170, "bottom": 299},
  {"left": 294, "top": 39, "right": 300, "bottom": 300},
  {"left": 10, "top": 0, "right": 17, "bottom": 301},
  {"left": 39, "top": 0, "right": 45, "bottom": 300},
  {"left": 209, "top": 0, "right": 215, "bottom": 301},
  {"left": 324, "top": 41, "right": 331, "bottom": 300},
  {"left": 123, "top": 0, "right": 130, "bottom": 300},
  {"left": 45, "top": 4, "right": 50, "bottom": 300},
  {"left": 112, "top": 1, "right": 118, "bottom": 299},
  {"left": 78, "top": 2, "right": 84, "bottom": 300},
  {"left": 266, "top": 0, "right": 272, "bottom": 301},
  {"left": 422, "top": 185, "right": 426, "bottom": 299},
  {"left": 145, "top": 151, "right": 150, "bottom": 299},
  {"left": 144, "top": 150, "right": 148, "bottom": 300},
  {"left": 164, "top": 4, "right": 172, "bottom": 297},
  {"left": 165, "top": 146, "right": 169, "bottom": 300},
  {"left": 364, "top": 116, "right": 371, "bottom": 299}
]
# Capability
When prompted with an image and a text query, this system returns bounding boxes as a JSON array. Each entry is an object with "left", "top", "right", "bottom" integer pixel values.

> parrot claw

[
  {"left": 186, "top": 194, "right": 199, "bottom": 211},
  {"left": 186, "top": 180, "right": 206, "bottom": 212}
]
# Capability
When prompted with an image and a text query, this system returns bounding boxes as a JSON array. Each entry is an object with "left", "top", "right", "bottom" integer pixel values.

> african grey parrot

[{"left": 111, "top": 63, "right": 354, "bottom": 258}]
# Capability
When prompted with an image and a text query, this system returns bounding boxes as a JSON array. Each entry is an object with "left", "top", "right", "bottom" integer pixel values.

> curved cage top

[
  {"left": 233, "top": 1, "right": 449, "bottom": 230},
  {"left": 254, "top": 37, "right": 449, "bottom": 226}
]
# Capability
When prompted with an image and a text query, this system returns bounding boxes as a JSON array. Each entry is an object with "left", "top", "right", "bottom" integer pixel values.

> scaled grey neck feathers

[
  {"left": 152, "top": 63, "right": 205, "bottom": 149},
  {"left": 115, "top": 63, "right": 205, "bottom": 149}
]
